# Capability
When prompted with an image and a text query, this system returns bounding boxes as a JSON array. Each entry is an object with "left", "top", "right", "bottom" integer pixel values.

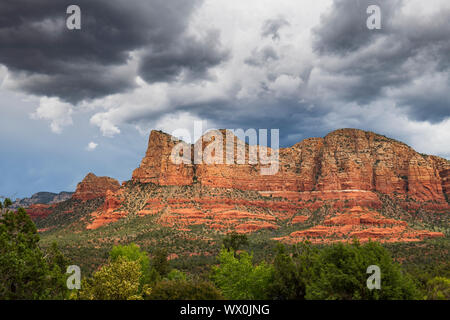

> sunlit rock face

[
  {"left": 72, "top": 173, "right": 121, "bottom": 201},
  {"left": 132, "top": 128, "right": 449, "bottom": 203}
]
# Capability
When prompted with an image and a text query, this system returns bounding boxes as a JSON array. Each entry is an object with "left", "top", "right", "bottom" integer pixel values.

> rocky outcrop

[
  {"left": 306, "top": 129, "right": 447, "bottom": 202},
  {"left": 132, "top": 128, "right": 449, "bottom": 203},
  {"left": 132, "top": 130, "right": 195, "bottom": 185},
  {"left": 275, "top": 206, "right": 444, "bottom": 244},
  {"left": 430, "top": 155, "right": 450, "bottom": 202},
  {"left": 86, "top": 190, "right": 126, "bottom": 230},
  {"left": 72, "top": 173, "right": 121, "bottom": 201}
]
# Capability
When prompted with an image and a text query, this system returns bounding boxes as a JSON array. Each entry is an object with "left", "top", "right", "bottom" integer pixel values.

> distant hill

[{"left": 12, "top": 191, "right": 73, "bottom": 209}]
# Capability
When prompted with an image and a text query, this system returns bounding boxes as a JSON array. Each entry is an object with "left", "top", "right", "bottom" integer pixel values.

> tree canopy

[{"left": 0, "top": 200, "right": 67, "bottom": 300}]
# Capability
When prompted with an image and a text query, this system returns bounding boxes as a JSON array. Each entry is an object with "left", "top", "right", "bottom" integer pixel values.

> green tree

[
  {"left": 223, "top": 232, "right": 249, "bottom": 252},
  {"left": 305, "top": 241, "right": 420, "bottom": 300},
  {"left": 78, "top": 256, "right": 145, "bottom": 300},
  {"left": 152, "top": 248, "right": 170, "bottom": 278},
  {"left": 0, "top": 197, "right": 13, "bottom": 215},
  {"left": 0, "top": 202, "right": 67, "bottom": 299},
  {"left": 268, "top": 242, "right": 319, "bottom": 300},
  {"left": 43, "top": 242, "right": 69, "bottom": 299},
  {"left": 166, "top": 269, "right": 187, "bottom": 281},
  {"left": 212, "top": 248, "right": 273, "bottom": 299},
  {"left": 110, "top": 243, "right": 151, "bottom": 285},
  {"left": 149, "top": 279, "right": 223, "bottom": 300}
]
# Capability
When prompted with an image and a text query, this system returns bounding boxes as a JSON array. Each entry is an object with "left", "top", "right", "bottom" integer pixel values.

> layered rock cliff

[{"left": 132, "top": 128, "right": 450, "bottom": 203}]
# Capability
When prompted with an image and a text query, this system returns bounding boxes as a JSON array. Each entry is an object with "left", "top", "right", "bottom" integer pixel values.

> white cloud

[
  {"left": 0, "top": 65, "right": 8, "bottom": 87},
  {"left": 90, "top": 112, "right": 121, "bottom": 137},
  {"left": 268, "top": 74, "right": 304, "bottom": 98},
  {"left": 86, "top": 142, "right": 98, "bottom": 151},
  {"left": 30, "top": 97, "right": 73, "bottom": 133}
]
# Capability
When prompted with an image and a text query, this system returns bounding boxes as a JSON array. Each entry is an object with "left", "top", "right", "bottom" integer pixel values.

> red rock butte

[
  {"left": 72, "top": 173, "right": 121, "bottom": 201},
  {"left": 132, "top": 128, "right": 449, "bottom": 203}
]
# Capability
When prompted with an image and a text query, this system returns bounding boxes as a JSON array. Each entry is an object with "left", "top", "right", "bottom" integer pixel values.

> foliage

[
  {"left": 148, "top": 279, "right": 223, "bottom": 300},
  {"left": 78, "top": 256, "right": 146, "bottom": 300},
  {"left": 0, "top": 202, "right": 67, "bottom": 300},
  {"left": 110, "top": 243, "right": 152, "bottom": 285},
  {"left": 223, "top": 232, "right": 249, "bottom": 252},
  {"left": 166, "top": 269, "right": 187, "bottom": 281},
  {"left": 268, "top": 242, "right": 319, "bottom": 300},
  {"left": 0, "top": 197, "right": 13, "bottom": 212},
  {"left": 151, "top": 248, "right": 170, "bottom": 278},
  {"left": 305, "top": 241, "right": 420, "bottom": 300},
  {"left": 212, "top": 248, "right": 273, "bottom": 300},
  {"left": 424, "top": 277, "right": 450, "bottom": 300}
]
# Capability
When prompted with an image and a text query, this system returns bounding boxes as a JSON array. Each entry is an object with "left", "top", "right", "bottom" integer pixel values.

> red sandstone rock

[
  {"left": 277, "top": 206, "right": 444, "bottom": 244},
  {"left": 132, "top": 128, "right": 449, "bottom": 204},
  {"left": 86, "top": 190, "right": 125, "bottom": 230},
  {"left": 72, "top": 173, "right": 120, "bottom": 201},
  {"left": 132, "top": 130, "right": 194, "bottom": 185},
  {"left": 291, "top": 215, "right": 308, "bottom": 224}
]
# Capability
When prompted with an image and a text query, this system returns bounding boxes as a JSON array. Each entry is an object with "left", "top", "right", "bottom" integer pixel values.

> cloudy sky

[{"left": 1, "top": 0, "right": 449, "bottom": 198}]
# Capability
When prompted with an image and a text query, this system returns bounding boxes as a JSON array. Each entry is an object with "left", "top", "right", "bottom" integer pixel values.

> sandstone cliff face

[
  {"left": 315, "top": 129, "right": 447, "bottom": 202},
  {"left": 429, "top": 155, "right": 450, "bottom": 202},
  {"left": 72, "top": 173, "right": 121, "bottom": 201},
  {"left": 132, "top": 130, "right": 195, "bottom": 185},
  {"left": 132, "top": 128, "right": 449, "bottom": 203}
]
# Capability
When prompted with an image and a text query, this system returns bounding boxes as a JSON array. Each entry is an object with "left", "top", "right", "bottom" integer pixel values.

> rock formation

[
  {"left": 274, "top": 206, "right": 444, "bottom": 244},
  {"left": 72, "top": 173, "right": 121, "bottom": 201},
  {"left": 132, "top": 130, "right": 195, "bottom": 185},
  {"left": 36, "top": 128, "right": 448, "bottom": 244},
  {"left": 132, "top": 128, "right": 450, "bottom": 203}
]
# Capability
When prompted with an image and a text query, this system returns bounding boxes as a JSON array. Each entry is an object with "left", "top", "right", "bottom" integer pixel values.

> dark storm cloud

[
  {"left": 154, "top": 92, "right": 328, "bottom": 148},
  {"left": 0, "top": 0, "right": 227, "bottom": 103},
  {"left": 138, "top": 30, "right": 229, "bottom": 83},
  {"left": 313, "top": 0, "right": 402, "bottom": 55},
  {"left": 312, "top": 0, "right": 450, "bottom": 122},
  {"left": 261, "top": 17, "right": 290, "bottom": 41}
]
